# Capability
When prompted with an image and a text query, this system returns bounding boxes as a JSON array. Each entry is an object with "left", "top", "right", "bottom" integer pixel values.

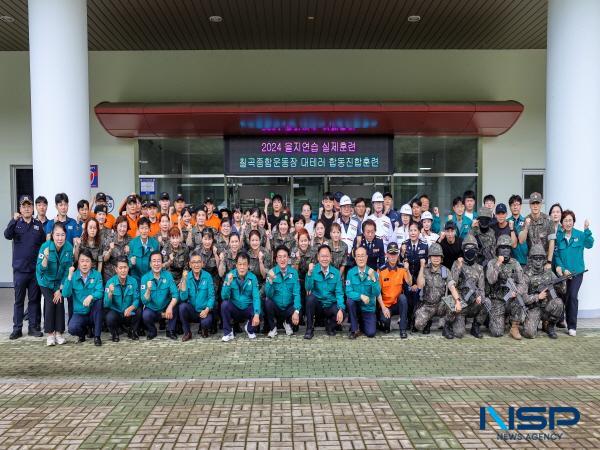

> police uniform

[
  {"left": 403, "top": 238, "right": 429, "bottom": 327},
  {"left": 264, "top": 265, "right": 301, "bottom": 333},
  {"left": 128, "top": 236, "right": 160, "bottom": 282},
  {"left": 345, "top": 266, "right": 381, "bottom": 337},
  {"left": 522, "top": 244, "right": 565, "bottom": 339},
  {"left": 103, "top": 274, "right": 142, "bottom": 339},
  {"left": 36, "top": 240, "right": 74, "bottom": 335},
  {"left": 445, "top": 235, "right": 488, "bottom": 339},
  {"left": 220, "top": 269, "right": 261, "bottom": 337},
  {"left": 179, "top": 269, "right": 215, "bottom": 337},
  {"left": 63, "top": 268, "right": 104, "bottom": 343},
  {"left": 351, "top": 235, "right": 385, "bottom": 270},
  {"left": 486, "top": 235, "right": 528, "bottom": 338},
  {"left": 304, "top": 264, "right": 345, "bottom": 337},
  {"left": 4, "top": 196, "right": 46, "bottom": 337},
  {"left": 366, "top": 213, "right": 395, "bottom": 250},
  {"left": 140, "top": 270, "right": 179, "bottom": 338}
]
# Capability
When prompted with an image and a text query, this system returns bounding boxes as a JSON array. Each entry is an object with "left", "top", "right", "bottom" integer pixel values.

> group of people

[{"left": 4, "top": 187, "right": 593, "bottom": 346}]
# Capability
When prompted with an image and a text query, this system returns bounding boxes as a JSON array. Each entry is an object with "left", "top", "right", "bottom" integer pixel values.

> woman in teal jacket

[
  {"left": 36, "top": 222, "right": 74, "bottom": 346},
  {"left": 554, "top": 210, "right": 594, "bottom": 336}
]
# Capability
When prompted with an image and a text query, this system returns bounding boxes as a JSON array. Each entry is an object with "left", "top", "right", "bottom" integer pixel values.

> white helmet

[
  {"left": 339, "top": 195, "right": 352, "bottom": 206},
  {"left": 371, "top": 192, "right": 384, "bottom": 203},
  {"left": 400, "top": 204, "right": 412, "bottom": 215},
  {"left": 421, "top": 211, "right": 433, "bottom": 221}
]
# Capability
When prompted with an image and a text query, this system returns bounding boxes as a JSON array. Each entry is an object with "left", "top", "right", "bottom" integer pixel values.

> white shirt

[
  {"left": 336, "top": 215, "right": 361, "bottom": 254},
  {"left": 304, "top": 220, "right": 315, "bottom": 238},
  {"left": 420, "top": 231, "right": 440, "bottom": 247},
  {"left": 366, "top": 213, "right": 395, "bottom": 249},
  {"left": 394, "top": 224, "right": 411, "bottom": 244}
]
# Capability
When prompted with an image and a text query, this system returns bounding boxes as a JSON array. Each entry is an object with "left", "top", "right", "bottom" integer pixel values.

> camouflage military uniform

[
  {"left": 471, "top": 228, "right": 496, "bottom": 267},
  {"left": 215, "top": 233, "right": 231, "bottom": 255},
  {"left": 524, "top": 213, "right": 555, "bottom": 253},
  {"left": 99, "top": 227, "right": 114, "bottom": 246},
  {"left": 221, "top": 249, "right": 238, "bottom": 275},
  {"left": 329, "top": 241, "right": 348, "bottom": 270},
  {"left": 271, "top": 230, "right": 297, "bottom": 253},
  {"left": 248, "top": 247, "right": 273, "bottom": 284},
  {"left": 242, "top": 226, "right": 269, "bottom": 250},
  {"left": 414, "top": 264, "right": 448, "bottom": 331},
  {"left": 162, "top": 243, "right": 189, "bottom": 284},
  {"left": 101, "top": 235, "right": 130, "bottom": 282},
  {"left": 292, "top": 247, "right": 315, "bottom": 281},
  {"left": 188, "top": 226, "right": 208, "bottom": 249},
  {"left": 199, "top": 246, "right": 220, "bottom": 295},
  {"left": 522, "top": 244, "right": 565, "bottom": 339},
  {"left": 486, "top": 256, "right": 528, "bottom": 337}
]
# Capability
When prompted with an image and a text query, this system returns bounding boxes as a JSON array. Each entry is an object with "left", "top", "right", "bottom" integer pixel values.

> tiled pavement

[{"left": 0, "top": 328, "right": 599, "bottom": 449}]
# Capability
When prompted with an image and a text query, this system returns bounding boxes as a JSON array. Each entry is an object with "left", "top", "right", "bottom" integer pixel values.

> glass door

[
  {"left": 292, "top": 176, "right": 325, "bottom": 217},
  {"left": 226, "top": 176, "right": 290, "bottom": 211},
  {"left": 328, "top": 175, "right": 391, "bottom": 203}
]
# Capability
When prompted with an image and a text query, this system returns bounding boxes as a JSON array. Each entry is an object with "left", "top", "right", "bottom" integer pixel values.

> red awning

[{"left": 94, "top": 101, "right": 523, "bottom": 138}]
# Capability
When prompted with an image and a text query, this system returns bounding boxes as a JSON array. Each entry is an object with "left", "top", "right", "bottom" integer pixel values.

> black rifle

[
  {"left": 503, "top": 277, "right": 528, "bottom": 318},
  {"left": 536, "top": 269, "right": 588, "bottom": 300}
]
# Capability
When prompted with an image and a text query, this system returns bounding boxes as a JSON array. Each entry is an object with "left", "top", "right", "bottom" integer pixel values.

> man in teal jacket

[
  {"left": 179, "top": 250, "right": 215, "bottom": 341},
  {"left": 345, "top": 246, "right": 381, "bottom": 338},
  {"left": 264, "top": 245, "right": 301, "bottom": 338},
  {"left": 129, "top": 217, "right": 159, "bottom": 282},
  {"left": 304, "top": 244, "right": 345, "bottom": 339},
  {"left": 447, "top": 197, "right": 473, "bottom": 240},
  {"left": 140, "top": 251, "right": 179, "bottom": 340},
  {"left": 63, "top": 249, "right": 104, "bottom": 346},
  {"left": 220, "top": 253, "right": 261, "bottom": 341},
  {"left": 103, "top": 255, "right": 141, "bottom": 341}
]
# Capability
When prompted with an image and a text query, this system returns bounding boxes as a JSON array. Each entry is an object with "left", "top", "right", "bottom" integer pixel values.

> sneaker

[
  {"left": 568, "top": 329, "right": 576, "bottom": 337},
  {"left": 55, "top": 333, "right": 66, "bottom": 345},
  {"left": 282, "top": 321, "right": 293, "bottom": 336},
  {"left": 245, "top": 322, "right": 257, "bottom": 339},
  {"left": 267, "top": 327, "right": 278, "bottom": 338},
  {"left": 222, "top": 332, "right": 234, "bottom": 342},
  {"left": 46, "top": 335, "right": 56, "bottom": 346}
]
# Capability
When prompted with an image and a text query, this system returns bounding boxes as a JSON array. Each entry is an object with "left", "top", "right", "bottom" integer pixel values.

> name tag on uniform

[
  {"left": 419, "top": 250, "right": 426, "bottom": 255},
  {"left": 373, "top": 248, "right": 379, "bottom": 253},
  {"left": 34, "top": 225, "right": 40, "bottom": 230},
  {"left": 68, "top": 225, "right": 73, "bottom": 230},
  {"left": 574, "top": 238, "right": 579, "bottom": 242}
]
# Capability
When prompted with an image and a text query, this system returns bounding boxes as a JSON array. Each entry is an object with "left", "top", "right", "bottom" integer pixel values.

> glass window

[
  {"left": 393, "top": 137, "right": 478, "bottom": 173},
  {"left": 523, "top": 170, "right": 544, "bottom": 201},
  {"left": 139, "top": 139, "right": 224, "bottom": 175}
]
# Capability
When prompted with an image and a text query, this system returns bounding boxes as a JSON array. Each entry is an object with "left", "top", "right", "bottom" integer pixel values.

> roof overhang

[{"left": 94, "top": 101, "right": 524, "bottom": 138}]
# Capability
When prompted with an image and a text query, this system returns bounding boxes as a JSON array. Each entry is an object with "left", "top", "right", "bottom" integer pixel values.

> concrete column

[
  {"left": 29, "top": 0, "right": 90, "bottom": 218},
  {"left": 547, "top": 0, "right": 600, "bottom": 316}
]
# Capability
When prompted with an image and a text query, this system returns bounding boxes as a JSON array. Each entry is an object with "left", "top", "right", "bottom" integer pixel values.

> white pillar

[
  {"left": 547, "top": 0, "right": 600, "bottom": 317},
  {"left": 29, "top": 0, "right": 90, "bottom": 218}
]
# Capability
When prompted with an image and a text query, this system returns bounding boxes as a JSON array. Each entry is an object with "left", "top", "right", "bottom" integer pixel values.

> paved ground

[{"left": 1, "top": 288, "right": 599, "bottom": 449}]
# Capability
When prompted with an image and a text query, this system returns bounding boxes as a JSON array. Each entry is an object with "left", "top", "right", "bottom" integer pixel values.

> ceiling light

[
  {"left": 419, "top": 167, "right": 431, "bottom": 171},
  {"left": 0, "top": 15, "right": 15, "bottom": 23},
  {"left": 307, "top": 16, "right": 315, "bottom": 20},
  {"left": 407, "top": 15, "right": 421, "bottom": 23},
  {"left": 209, "top": 15, "right": 223, "bottom": 23}
]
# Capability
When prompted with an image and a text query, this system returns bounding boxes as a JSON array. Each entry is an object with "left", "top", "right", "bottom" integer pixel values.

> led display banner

[{"left": 225, "top": 136, "right": 393, "bottom": 175}]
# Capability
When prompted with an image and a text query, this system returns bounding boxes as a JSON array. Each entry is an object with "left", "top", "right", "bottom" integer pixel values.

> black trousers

[
  {"left": 13, "top": 271, "right": 41, "bottom": 331},
  {"left": 565, "top": 273, "right": 584, "bottom": 330},
  {"left": 40, "top": 286, "right": 65, "bottom": 333}
]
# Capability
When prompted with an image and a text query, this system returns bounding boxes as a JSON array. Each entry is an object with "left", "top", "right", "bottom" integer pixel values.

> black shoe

[
  {"left": 400, "top": 330, "right": 408, "bottom": 339},
  {"left": 111, "top": 333, "right": 120, "bottom": 342},
  {"left": 77, "top": 335, "right": 86, "bottom": 343},
  {"left": 411, "top": 325, "right": 417, "bottom": 333},
  {"left": 422, "top": 321, "right": 432, "bottom": 335},
  {"left": 292, "top": 324, "right": 299, "bottom": 332},
  {"left": 556, "top": 321, "right": 567, "bottom": 329},
  {"left": 383, "top": 327, "right": 391, "bottom": 334},
  {"left": 94, "top": 337, "right": 102, "bottom": 346},
  {"left": 547, "top": 324, "right": 558, "bottom": 339},
  {"left": 442, "top": 322, "right": 454, "bottom": 340},
  {"left": 28, "top": 328, "right": 43, "bottom": 337},
  {"left": 137, "top": 328, "right": 146, "bottom": 337},
  {"left": 86, "top": 329, "right": 94, "bottom": 339},
  {"left": 127, "top": 328, "right": 138, "bottom": 340},
  {"left": 159, "top": 319, "right": 166, "bottom": 331},
  {"left": 166, "top": 331, "right": 177, "bottom": 340},
  {"left": 304, "top": 329, "right": 314, "bottom": 340},
  {"left": 9, "top": 330, "right": 22, "bottom": 340},
  {"left": 201, "top": 328, "right": 209, "bottom": 338},
  {"left": 326, "top": 327, "right": 336, "bottom": 336},
  {"left": 348, "top": 331, "right": 357, "bottom": 339},
  {"left": 470, "top": 321, "right": 483, "bottom": 339},
  {"left": 146, "top": 333, "right": 156, "bottom": 340}
]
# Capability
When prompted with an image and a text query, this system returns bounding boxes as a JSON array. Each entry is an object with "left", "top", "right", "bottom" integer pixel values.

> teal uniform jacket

[
  {"left": 508, "top": 215, "right": 529, "bottom": 265},
  {"left": 129, "top": 236, "right": 160, "bottom": 281},
  {"left": 448, "top": 213, "right": 473, "bottom": 240},
  {"left": 554, "top": 228, "right": 594, "bottom": 274},
  {"left": 103, "top": 275, "right": 141, "bottom": 313},
  {"left": 265, "top": 265, "right": 301, "bottom": 311},
  {"left": 36, "top": 240, "right": 74, "bottom": 291},
  {"left": 305, "top": 264, "right": 345, "bottom": 310},
  {"left": 140, "top": 270, "right": 178, "bottom": 312},
  {"left": 62, "top": 269, "right": 104, "bottom": 315},
  {"left": 345, "top": 266, "right": 381, "bottom": 313},
  {"left": 179, "top": 270, "right": 215, "bottom": 312},
  {"left": 432, "top": 215, "right": 441, "bottom": 234},
  {"left": 221, "top": 269, "right": 261, "bottom": 314}
]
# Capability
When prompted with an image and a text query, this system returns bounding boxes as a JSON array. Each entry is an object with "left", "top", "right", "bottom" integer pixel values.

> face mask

[
  {"left": 464, "top": 247, "right": 478, "bottom": 263},
  {"left": 479, "top": 218, "right": 491, "bottom": 231},
  {"left": 498, "top": 247, "right": 512, "bottom": 262},
  {"left": 531, "top": 256, "right": 545, "bottom": 271}
]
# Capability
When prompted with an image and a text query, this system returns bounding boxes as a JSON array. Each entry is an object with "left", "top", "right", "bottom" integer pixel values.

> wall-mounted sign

[
  {"left": 140, "top": 178, "right": 156, "bottom": 195},
  {"left": 90, "top": 165, "right": 98, "bottom": 188},
  {"left": 225, "top": 136, "right": 393, "bottom": 175}
]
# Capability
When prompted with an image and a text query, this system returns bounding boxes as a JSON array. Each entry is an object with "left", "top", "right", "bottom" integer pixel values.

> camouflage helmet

[
  {"left": 428, "top": 243, "right": 444, "bottom": 257},
  {"left": 478, "top": 207, "right": 493, "bottom": 219},
  {"left": 462, "top": 233, "right": 479, "bottom": 250},
  {"left": 529, "top": 243, "right": 546, "bottom": 258},
  {"left": 496, "top": 234, "right": 512, "bottom": 249}
]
